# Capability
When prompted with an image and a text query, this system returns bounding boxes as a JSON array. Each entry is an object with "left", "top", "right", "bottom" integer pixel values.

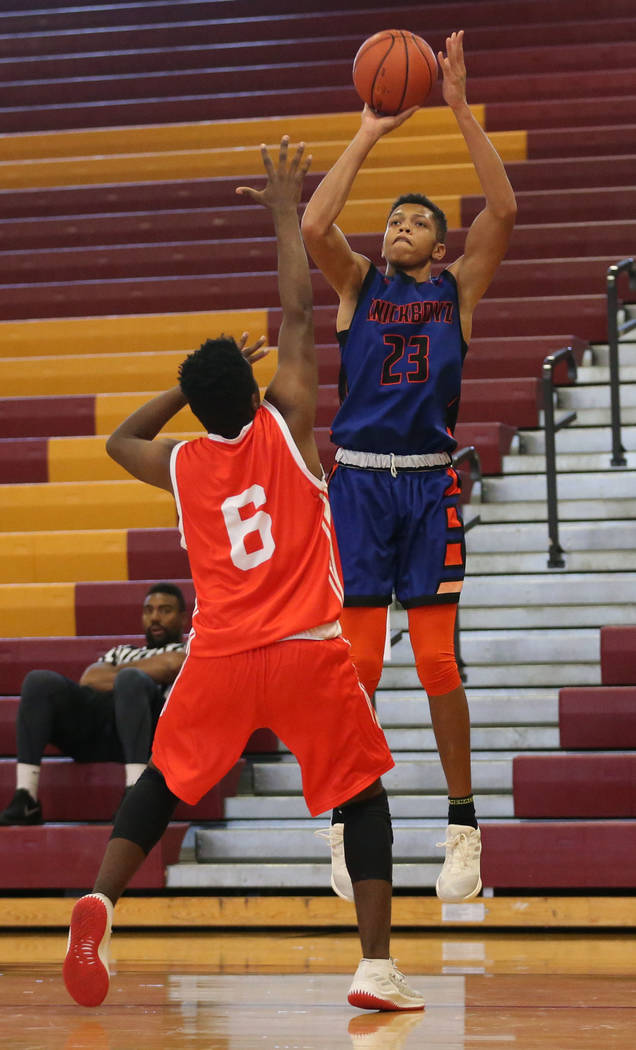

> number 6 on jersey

[{"left": 221, "top": 485, "right": 276, "bottom": 570}]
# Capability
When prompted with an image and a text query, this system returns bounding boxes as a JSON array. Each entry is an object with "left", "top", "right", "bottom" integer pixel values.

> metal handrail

[
  {"left": 453, "top": 444, "right": 484, "bottom": 505},
  {"left": 607, "top": 257, "right": 636, "bottom": 467},
  {"left": 543, "top": 346, "right": 578, "bottom": 568}
]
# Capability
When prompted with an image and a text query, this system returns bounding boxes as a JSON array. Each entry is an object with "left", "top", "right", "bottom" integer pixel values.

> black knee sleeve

[
  {"left": 338, "top": 789, "right": 393, "bottom": 885},
  {"left": 111, "top": 766, "right": 179, "bottom": 854}
]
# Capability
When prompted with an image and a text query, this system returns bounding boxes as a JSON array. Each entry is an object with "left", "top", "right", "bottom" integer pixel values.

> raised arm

[
  {"left": 442, "top": 31, "right": 517, "bottom": 335},
  {"left": 106, "top": 332, "right": 267, "bottom": 490},
  {"left": 236, "top": 138, "right": 321, "bottom": 472},
  {"left": 301, "top": 105, "right": 418, "bottom": 324},
  {"left": 105, "top": 386, "right": 186, "bottom": 491}
]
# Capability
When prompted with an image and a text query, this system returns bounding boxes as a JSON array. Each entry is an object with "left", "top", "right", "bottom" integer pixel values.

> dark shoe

[
  {"left": 0, "top": 788, "right": 43, "bottom": 826},
  {"left": 111, "top": 785, "right": 132, "bottom": 823}
]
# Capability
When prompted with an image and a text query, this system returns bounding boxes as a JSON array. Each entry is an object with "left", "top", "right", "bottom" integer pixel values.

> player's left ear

[{"left": 433, "top": 241, "right": 446, "bottom": 261}]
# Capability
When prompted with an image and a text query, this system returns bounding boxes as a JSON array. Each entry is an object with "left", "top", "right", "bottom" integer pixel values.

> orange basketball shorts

[{"left": 152, "top": 636, "right": 394, "bottom": 816}]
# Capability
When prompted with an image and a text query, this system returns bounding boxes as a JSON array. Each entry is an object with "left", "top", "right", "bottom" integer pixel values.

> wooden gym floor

[{"left": 1, "top": 898, "right": 635, "bottom": 1050}]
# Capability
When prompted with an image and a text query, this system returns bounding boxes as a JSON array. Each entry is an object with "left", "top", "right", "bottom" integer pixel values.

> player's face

[
  {"left": 382, "top": 204, "right": 444, "bottom": 268},
  {"left": 142, "top": 593, "right": 184, "bottom": 647}
]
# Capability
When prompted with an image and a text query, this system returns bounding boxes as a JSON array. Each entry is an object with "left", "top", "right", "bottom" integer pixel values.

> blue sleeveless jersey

[{"left": 331, "top": 264, "right": 467, "bottom": 455}]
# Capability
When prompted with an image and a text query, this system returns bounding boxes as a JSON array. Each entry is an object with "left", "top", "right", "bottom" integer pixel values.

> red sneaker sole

[
  {"left": 63, "top": 898, "right": 110, "bottom": 1008},
  {"left": 348, "top": 990, "right": 425, "bottom": 1012}
]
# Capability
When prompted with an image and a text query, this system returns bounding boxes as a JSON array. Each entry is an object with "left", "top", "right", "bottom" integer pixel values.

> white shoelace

[
  {"left": 314, "top": 827, "right": 340, "bottom": 844},
  {"left": 436, "top": 830, "right": 474, "bottom": 871}
]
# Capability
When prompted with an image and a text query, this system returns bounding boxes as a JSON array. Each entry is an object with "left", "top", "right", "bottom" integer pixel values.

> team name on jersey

[{"left": 368, "top": 297, "right": 455, "bottom": 326}]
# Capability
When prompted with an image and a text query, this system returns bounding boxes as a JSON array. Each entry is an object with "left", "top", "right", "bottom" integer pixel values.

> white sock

[
  {"left": 125, "top": 763, "right": 146, "bottom": 788},
  {"left": 16, "top": 763, "right": 40, "bottom": 800}
]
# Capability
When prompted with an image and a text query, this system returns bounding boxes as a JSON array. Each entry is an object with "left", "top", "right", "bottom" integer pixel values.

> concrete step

[
  {"left": 224, "top": 793, "right": 514, "bottom": 820},
  {"left": 266, "top": 723, "right": 557, "bottom": 752},
  {"left": 459, "top": 604, "right": 636, "bottom": 629},
  {"left": 390, "top": 628, "right": 599, "bottom": 666},
  {"left": 390, "top": 726, "right": 558, "bottom": 751},
  {"left": 194, "top": 821, "right": 477, "bottom": 863},
  {"left": 484, "top": 470, "right": 636, "bottom": 501},
  {"left": 519, "top": 425, "right": 636, "bottom": 454},
  {"left": 380, "top": 663, "right": 601, "bottom": 688},
  {"left": 558, "top": 383, "right": 636, "bottom": 410},
  {"left": 247, "top": 757, "right": 514, "bottom": 794},
  {"left": 576, "top": 365, "right": 636, "bottom": 384},
  {"left": 501, "top": 452, "right": 636, "bottom": 473},
  {"left": 166, "top": 860, "right": 442, "bottom": 890},
  {"left": 467, "top": 549, "right": 636, "bottom": 572},
  {"left": 376, "top": 689, "right": 558, "bottom": 726},
  {"left": 465, "top": 520, "right": 636, "bottom": 552},
  {"left": 550, "top": 406, "right": 636, "bottom": 426},
  {"left": 592, "top": 344, "right": 636, "bottom": 368},
  {"left": 461, "top": 573, "right": 636, "bottom": 605},
  {"left": 474, "top": 497, "right": 636, "bottom": 522}
]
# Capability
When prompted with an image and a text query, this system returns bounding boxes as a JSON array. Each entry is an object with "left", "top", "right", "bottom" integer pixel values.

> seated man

[{"left": 0, "top": 582, "right": 187, "bottom": 825}]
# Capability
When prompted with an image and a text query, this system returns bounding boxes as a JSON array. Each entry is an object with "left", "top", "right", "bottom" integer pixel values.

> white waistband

[
  {"left": 336, "top": 448, "right": 452, "bottom": 476},
  {"left": 282, "top": 620, "right": 342, "bottom": 643}
]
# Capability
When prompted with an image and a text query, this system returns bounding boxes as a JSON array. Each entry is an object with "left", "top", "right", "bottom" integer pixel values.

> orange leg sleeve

[
  {"left": 407, "top": 604, "right": 462, "bottom": 697},
  {"left": 340, "top": 606, "right": 388, "bottom": 698}
]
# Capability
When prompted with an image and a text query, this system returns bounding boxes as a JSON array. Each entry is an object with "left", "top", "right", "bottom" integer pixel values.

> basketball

[{"left": 352, "top": 29, "right": 438, "bottom": 115}]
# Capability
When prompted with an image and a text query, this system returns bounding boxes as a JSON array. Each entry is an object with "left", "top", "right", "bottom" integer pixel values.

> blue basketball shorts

[{"left": 328, "top": 463, "right": 465, "bottom": 607}]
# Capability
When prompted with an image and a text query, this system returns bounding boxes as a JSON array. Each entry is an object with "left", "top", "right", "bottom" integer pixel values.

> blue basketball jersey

[{"left": 331, "top": 264, "right": 467, "bottom": 455}]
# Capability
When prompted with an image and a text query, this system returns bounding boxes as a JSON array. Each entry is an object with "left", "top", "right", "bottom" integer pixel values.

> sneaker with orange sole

[
  {"left": 348, "top": 958, "right": 425, "bottom": 1012},
  {"left": 63, "top": 893, "right": 113, "bottom": 1008}
]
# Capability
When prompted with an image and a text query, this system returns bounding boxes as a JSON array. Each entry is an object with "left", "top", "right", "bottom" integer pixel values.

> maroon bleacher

[
  {"left": 600, "top": 627, "right": 636, "bottom": 686},
  {"left": 513, "top": 754, "right": 636, "bottom": 818},
  {"left": 73, "top": 580, "right": 194, "bottom": 637},
  {"left": 453, "top": 423, "right": 517, "bottom": 475},
  {"left": 0, "top": 252, "right": 617, "bottom": 309},
  {"left": 0, "top": 823, "right": 188, "bottom": 889},
  {"left": 127, "top": 528, "right": 191, "bottom": 581},
  {"left": 0, "top": 755, "right": 244, "bottom": 822},
  {"left": 0, "top": 396, "right": 95, "bottom": 439},
  {"left": 457, "top": 378, "right": 542, "bottom": 428},
  {"left": 559, "top": 687, "right": 636, "bottom": 749},
  {"left": 481, "top": 821, "right": 636, "bottom": 888}
]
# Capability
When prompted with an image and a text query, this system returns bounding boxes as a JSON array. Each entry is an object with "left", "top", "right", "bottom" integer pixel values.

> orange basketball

[{"left": 353, "top": 29, "right": 438, "bottom": 115}]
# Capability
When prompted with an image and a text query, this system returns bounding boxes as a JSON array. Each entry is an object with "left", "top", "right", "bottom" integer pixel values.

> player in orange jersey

[{"left": 63, "top": 138, "right": 424, "bottom": 1014}]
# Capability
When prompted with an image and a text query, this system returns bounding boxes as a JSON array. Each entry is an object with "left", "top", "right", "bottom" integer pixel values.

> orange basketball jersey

[{"left": 170, "top": 401, "right": 344, "bottom": 656}]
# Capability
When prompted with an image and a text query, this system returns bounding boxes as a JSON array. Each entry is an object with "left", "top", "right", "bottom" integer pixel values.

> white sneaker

[
  {"left": 63, "top": 893, "right": 113, "bottom": 1007},
  {"left": 436, "top": 824, "right": 482, "bottom": 902},
  {"left": 315, "top": 823, "right": 353, "bottom": 901},
  {"left": 348, "top": 958, "right": 425, "bottom": 1012}
]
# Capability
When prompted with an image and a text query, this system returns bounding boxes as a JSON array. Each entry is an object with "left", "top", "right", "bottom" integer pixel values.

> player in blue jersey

[{"left": 302, "top": 31, "right": 516, "bottom": 902}]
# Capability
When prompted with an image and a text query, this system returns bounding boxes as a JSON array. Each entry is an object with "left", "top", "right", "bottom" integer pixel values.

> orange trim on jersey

[
  {"left": 444, "top": 468, "right": 461, "bottom": 496},
  {"left": 444, "top": 542, "right": 463, "bottom": 567},
  {"left": 446, "top": 505, "right": 462, "bottom": 529},
  {"left": 436, "top": 580, "right": 463, "bottom": 594}
]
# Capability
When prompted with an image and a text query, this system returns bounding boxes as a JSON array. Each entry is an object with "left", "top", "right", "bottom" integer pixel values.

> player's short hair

[
  {"left": 145, "top": 582, "right": 186, "bottom": 613},
  {"left": 388, "top": 193, "right": 447, "bottom": 243},
  {"left": 178, "top": 336, "right": 258, "bottom": 437}
]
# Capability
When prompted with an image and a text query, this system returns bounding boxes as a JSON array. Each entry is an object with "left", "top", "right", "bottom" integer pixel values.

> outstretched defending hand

[
  {"left": 236, "top": 136, "right": 312, "bottom": 211},
  {"left": 439, "top": 30, "right": 468, "bottom": 111},
  {"left": 237, "top": 330, "right": 269, "bottom": 365}
]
